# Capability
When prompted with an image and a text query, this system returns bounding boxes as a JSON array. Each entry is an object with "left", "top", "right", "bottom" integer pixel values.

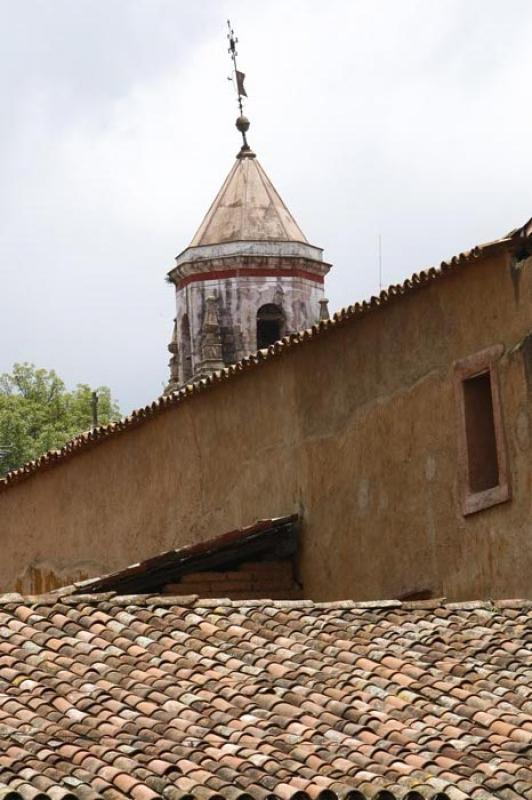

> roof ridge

[
  {"left": 1, "top": 592, "right": 531, "bottom": 610},
  {"left": 240, "top": 154, "right": 248, "bottom": 239},
  {"left": 0, "top": 235, "right": 513, "bottom": 493},
  {"left": 189, "top": 159, "right": 240, "bottom": 247},
  {"left": 253, "top": 158, "right": 307, "bottom": 243}
]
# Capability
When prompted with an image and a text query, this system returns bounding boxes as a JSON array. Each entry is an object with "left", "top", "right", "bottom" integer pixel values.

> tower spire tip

[{"left": 227, "top": 20, "right": 253, "bottom": 156}]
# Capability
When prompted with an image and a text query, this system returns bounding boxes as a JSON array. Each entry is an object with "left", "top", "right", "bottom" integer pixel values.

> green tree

[{"left": 0, "top": 363, "right": 121, "bottom": 476}]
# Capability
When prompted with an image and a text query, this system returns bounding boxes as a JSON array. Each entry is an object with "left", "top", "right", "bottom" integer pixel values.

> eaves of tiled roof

[
  {"left": 0, "top": 224, "right": 529, "bottom": 495},
  {"left": 0, "top": 594, "right": 530, "bottom": 800}
]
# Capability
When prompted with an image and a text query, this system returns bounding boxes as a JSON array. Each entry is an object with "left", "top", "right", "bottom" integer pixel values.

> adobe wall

[{"left": 1, "top": 248, "right": 531, "bottom": 599}]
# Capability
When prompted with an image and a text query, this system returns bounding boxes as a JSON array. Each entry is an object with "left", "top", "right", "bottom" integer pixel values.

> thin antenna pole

[
  {"left": 90, "top": 391, "right": 99, "bottom": 429},
  {"left": 378, "top": 234, "right": 383, "bottom": 293}
]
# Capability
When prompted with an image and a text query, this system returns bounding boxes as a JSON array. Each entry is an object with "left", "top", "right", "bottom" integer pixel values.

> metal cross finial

[{"left": 227, "top": 20, "right": 251, "bottom": 154}]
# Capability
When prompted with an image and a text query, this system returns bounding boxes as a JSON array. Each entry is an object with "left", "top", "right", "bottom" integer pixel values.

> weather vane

[{"left": 227, "top": 20, "right": 252, "bottom": 155}]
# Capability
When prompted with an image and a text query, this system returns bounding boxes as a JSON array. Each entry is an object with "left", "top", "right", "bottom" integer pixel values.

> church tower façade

[{"left": 165, "top": 25, "right": 331, "bottom": 392}]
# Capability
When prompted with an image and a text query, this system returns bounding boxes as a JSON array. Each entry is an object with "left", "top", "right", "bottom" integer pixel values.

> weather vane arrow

[{"left": 227, "top": 20, "right": 252, "bottom": 155}]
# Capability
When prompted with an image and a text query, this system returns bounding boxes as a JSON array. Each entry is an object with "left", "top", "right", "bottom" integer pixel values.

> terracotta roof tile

[
  {"left": 0, "top": 596, "right": 530, "bottom": 799},
  {"left": 2, "top": 223, "right": 530, "bottom": 493}
]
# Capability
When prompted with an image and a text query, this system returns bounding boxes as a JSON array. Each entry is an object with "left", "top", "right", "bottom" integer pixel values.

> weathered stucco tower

[
  {"left": 165, "top": 146, "right": 331, "bottom": 390},
  {"left": 165, "top": 25, "right": 331, "bottom": 391}
]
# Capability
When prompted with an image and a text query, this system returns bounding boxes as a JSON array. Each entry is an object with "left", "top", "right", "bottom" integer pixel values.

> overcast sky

[{"left": 1, "top": 0, "right": 531, "bottom": 413}]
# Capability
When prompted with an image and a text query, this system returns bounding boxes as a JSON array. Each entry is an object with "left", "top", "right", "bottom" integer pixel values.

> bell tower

[{"left": 165, "top": 23, "right": 331, "bottom": 392}]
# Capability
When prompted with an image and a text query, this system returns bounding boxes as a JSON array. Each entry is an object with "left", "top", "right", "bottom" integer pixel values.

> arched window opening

[
  {"left": 180, "top": 314, "right": 192, "bottom": 383},
  {"left": 257, "top": 304, "right": 284, "bottom": 349}
]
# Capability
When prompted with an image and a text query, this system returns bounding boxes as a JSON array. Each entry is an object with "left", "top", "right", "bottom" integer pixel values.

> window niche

[
  {"left": 256, "top": 304, "right": 284, "bottom": 349},
  {"left": 180, "top": 314, "right": 193, "bottom": 384},
  {"left": 454, "top": 345, "right": 510, "bottom": 516}
]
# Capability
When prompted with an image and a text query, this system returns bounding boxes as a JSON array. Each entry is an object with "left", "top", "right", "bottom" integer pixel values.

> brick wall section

[{"left": 163, "top": 560, "right": 301, "bottom": 600}]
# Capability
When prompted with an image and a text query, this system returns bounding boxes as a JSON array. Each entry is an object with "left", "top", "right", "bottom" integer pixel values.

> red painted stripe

[{"left": 177, "top": 267, "right": 324, "bottom": 288}]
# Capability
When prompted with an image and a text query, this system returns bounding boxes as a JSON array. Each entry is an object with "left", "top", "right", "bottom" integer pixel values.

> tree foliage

[{"left": 0, "top": 363, "right": 120, "bottom": 476}]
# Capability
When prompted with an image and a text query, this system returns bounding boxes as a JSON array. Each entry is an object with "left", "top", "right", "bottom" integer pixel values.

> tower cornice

[
  {"left": 171, "top": 238, "right": 325, "bottom": 274},
  {"left": 168, "top": 253, "right": 331, "bottom": 290}
]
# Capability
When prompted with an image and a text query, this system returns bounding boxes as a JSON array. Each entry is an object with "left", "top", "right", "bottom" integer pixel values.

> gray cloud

[{"left": 1, "top": 0, "right": 531, "bottom": 412}]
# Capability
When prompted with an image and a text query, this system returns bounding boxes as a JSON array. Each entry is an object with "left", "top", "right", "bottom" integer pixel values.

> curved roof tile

[{"left": 0, "top": 597, "right": 529, "bottom": 799}]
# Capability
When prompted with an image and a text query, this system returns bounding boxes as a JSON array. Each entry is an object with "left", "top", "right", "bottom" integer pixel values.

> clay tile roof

[
  {"left": 0, "top": 219, "right": 530, "bottom": 494},
  {"left": 0, "top": 595, "right": 530, "bottom": 800}
]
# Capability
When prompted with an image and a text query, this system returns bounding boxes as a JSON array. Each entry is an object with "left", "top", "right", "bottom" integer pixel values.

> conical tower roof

[{"left": 190, "top": 153, "right": 308, "bottom": 247}]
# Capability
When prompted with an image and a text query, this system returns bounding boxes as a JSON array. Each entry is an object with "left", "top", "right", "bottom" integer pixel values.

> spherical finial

[{"left": 236, "top": 115, "right": 250, "bottom": 133}]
